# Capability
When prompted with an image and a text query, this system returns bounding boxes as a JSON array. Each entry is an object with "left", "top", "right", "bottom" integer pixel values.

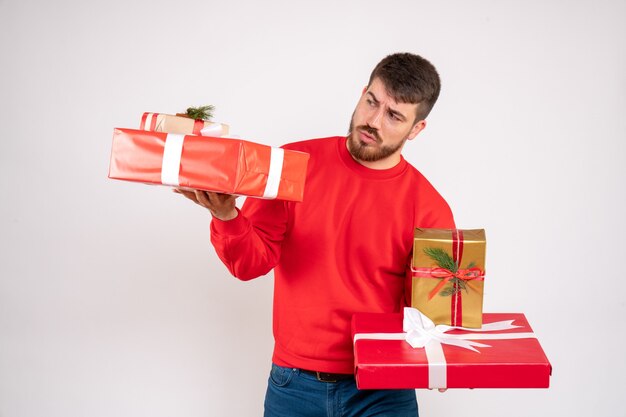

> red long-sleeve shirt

[{"left": 210, "top": 137, "right": 455, "bottom": 374}]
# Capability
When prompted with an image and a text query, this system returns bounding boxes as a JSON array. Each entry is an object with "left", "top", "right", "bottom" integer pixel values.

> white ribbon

[
  {"left": 161, "top": 133, "right": 185, "bottom": 186},
  {"left": 353, "top": 307, "right": 537, "bottom": 389},
  {"left": 144, "top": 112, "right": 156, "bottom": 130},
  {"left": 262, "top": 147, "right": 284, "bottom": 199}
]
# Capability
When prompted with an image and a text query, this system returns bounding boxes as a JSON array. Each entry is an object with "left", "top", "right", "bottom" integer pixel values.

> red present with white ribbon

[
  {"left": 352, "top": 308, "right": 551, "bottom": 389},
  {"left": 108, "top": 128, "right": 309, "bottom": 201}
]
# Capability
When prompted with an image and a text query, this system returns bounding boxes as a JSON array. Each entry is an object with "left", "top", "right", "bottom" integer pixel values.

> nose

[{"left": 367, "top": 107, "right": 384, "bottom": 130}]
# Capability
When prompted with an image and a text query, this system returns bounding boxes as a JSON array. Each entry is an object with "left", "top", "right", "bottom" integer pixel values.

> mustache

[{"left": 356, "top": 125, "right": 381, "bottom": 143}]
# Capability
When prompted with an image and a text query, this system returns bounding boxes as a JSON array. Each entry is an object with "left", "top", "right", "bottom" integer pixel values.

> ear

[
  {"left": 407, "top": 119, "right": 427, "bottom": 141},
  {"left": 361, "top": 86, "right": 368, "bottom": 95}
]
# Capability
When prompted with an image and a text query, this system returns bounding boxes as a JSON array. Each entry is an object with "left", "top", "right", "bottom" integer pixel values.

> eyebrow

[{"left": 367, "top": 91, "right": 407, "bottom": 122}]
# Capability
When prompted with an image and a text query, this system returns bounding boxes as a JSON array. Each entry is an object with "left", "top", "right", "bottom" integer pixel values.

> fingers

[
  {"left": 205, "top": 191, "right": 221, "bottom": 207},
  {"left": 194, "top": 190, "right": 212, "bottom": 208},
  {"left": 210, "top": 192, "right": 238, "bottom": 205},
  {"left": 173, "top": 188, "right": 199, "bottom": 204},
  {"left": 173, "top": 188, "right": 238, "bottom": 219},
  {"left": 195, "top": 190, "right": 236, "bottom": 210},
  {"left": 172, "top": 188, "right": 216, "bottom": 209}
]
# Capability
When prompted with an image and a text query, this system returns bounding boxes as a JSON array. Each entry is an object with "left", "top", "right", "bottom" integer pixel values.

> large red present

[
  {"left": 108, "top": 128, "right": 309, "bottom": 201},
  {"left": 352, "top": 308, "right": 551, "bottom": 389}
]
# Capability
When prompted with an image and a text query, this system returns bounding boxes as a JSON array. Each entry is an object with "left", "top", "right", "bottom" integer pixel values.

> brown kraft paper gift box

[
  {"left": 140, "top": 112, "right": 230, "bottom": 136},
  {"left": 411, "top": 228, "right": 486, "bottom": 328}
]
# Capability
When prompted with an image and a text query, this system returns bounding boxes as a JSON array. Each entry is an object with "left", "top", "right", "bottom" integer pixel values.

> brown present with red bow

[
  {"left": 140, "top": 112, "right": 229, "bottom": 137},
  {"left": 411, "top": 228, "right": 486, "bottom": 328}
]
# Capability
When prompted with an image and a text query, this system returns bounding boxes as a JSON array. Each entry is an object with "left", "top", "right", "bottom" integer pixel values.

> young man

[{"left": 176, "top": 53, "right": 455, "bottom": 417}]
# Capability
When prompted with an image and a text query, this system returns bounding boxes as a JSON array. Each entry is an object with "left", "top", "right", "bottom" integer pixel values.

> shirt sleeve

[
  {"left": 403, "top": 194, "right": 456, "bottom": 307},
  {"left": 210, "top": 197, "right": 290, "bottom": 281}
]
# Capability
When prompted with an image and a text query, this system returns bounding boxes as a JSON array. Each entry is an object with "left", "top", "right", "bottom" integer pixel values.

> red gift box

[
  {"left": 108, "top": 128, "right": 309, "bottom": 201},
  {"left": 352, "top": 310, "right": 551, "bottom": 389}
]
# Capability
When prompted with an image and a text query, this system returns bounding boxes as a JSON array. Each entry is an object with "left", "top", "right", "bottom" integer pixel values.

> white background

[{"left": 1, "top": 0, "right": 624, "bottom": 416}]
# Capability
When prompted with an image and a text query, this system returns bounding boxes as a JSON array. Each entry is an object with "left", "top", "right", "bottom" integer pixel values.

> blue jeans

[{"left": 264, "top": 364, "right": 418, "bottom": 417}]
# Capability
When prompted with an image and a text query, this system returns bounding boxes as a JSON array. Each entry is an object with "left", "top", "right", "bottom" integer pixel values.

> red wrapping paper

[
  {"left": 352, "top": 312, "right": 551, "bottom": 389},
  {"left": 108, "top": 128, "right": 309, "bottom": 202}
]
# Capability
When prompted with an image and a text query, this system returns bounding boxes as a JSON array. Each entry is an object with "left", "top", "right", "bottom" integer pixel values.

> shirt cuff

[{"left": 211, "top": 207, "right": 249, "bottom": 236}]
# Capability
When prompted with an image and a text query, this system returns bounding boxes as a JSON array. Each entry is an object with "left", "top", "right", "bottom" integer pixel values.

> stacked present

[
  {"left": 411, "top": 228, "right": 486, "bottom": 328},
  {"left": 108, "top": 106, "right": 309, "bottom": 202},
  {"left": 139, "top": 106, "right": 230, "bottom": 137},
  {"left": 352, "top": 228, "right": 552, "bottom": 389}
]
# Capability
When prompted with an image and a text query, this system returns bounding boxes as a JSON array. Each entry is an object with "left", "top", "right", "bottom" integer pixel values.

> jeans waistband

[{"left": 299, "top": 369, "right": 354, "bottom": 383}]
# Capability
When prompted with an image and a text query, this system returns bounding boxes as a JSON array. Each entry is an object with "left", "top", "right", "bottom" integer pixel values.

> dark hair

[{"left": 368, "top": 53, "right": 441, "bottom": 121}]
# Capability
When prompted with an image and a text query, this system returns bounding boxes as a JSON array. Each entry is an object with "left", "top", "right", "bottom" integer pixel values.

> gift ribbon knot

[{"left": 412, "top": 267, "right": 485, "bottom": 300}]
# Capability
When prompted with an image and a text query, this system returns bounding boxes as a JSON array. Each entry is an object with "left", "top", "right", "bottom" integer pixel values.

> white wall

[{"left": 1, "top": 0, "right": 624, "bottom": 416}]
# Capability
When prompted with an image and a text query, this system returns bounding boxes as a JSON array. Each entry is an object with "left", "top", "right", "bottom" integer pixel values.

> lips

[{"left": 358, "top": 128, "right": 380, "bottom": 145}]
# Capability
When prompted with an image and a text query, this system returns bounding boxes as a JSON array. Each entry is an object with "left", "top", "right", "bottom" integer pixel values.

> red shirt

[{"left": 211, "top": 137, "right": 455, "bottom": 374}]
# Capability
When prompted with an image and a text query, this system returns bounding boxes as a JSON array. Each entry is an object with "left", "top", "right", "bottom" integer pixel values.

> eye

[
  {"left": 366, "top": 98, "right": 376, "bottom": 107},
  {"left": 388, "top": 112, "right": 401, "bottom": 121}
]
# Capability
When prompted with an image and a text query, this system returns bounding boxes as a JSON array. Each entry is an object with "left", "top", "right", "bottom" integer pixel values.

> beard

[{"left": 346, "top": 118, "right": 406, "bottom": 163}]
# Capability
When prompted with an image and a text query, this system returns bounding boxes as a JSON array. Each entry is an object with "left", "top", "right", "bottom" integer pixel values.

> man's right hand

[{"left": 173, "top": 189, "right": 239, "bottom": 221}]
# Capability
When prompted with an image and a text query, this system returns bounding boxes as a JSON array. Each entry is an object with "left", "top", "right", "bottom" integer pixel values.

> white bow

[{"left": 402, "top": 307, "right": 522, "bottom": 352}]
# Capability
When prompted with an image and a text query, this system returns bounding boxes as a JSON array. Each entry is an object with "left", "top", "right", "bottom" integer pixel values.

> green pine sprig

[
  {"left": 439, "top": 278, "right": 468, "bottom": 296},
  {"left": 423, "top": 247, "right": 457, "bottom": 273},
  {"left": 186, "top": 105, "right": 215, "bottom": 121},
  {"left": 422, "top": 247, "right": 466, "bottom": 297}
]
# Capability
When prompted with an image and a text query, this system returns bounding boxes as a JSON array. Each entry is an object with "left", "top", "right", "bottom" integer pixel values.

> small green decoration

[
  {"left": 423, "top": 247, "right": 457, "bottom": 273},
  {"left": 185, "top": 105, "right": 215, "bottom": 121},
  {"left": 423, "top": 247, "right": 476, "bottom": 297}
]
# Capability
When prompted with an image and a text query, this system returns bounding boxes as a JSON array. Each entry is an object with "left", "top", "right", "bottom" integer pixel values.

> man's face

[{"left": 347, "top": 77, "right": 424, "bottom": 164}]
